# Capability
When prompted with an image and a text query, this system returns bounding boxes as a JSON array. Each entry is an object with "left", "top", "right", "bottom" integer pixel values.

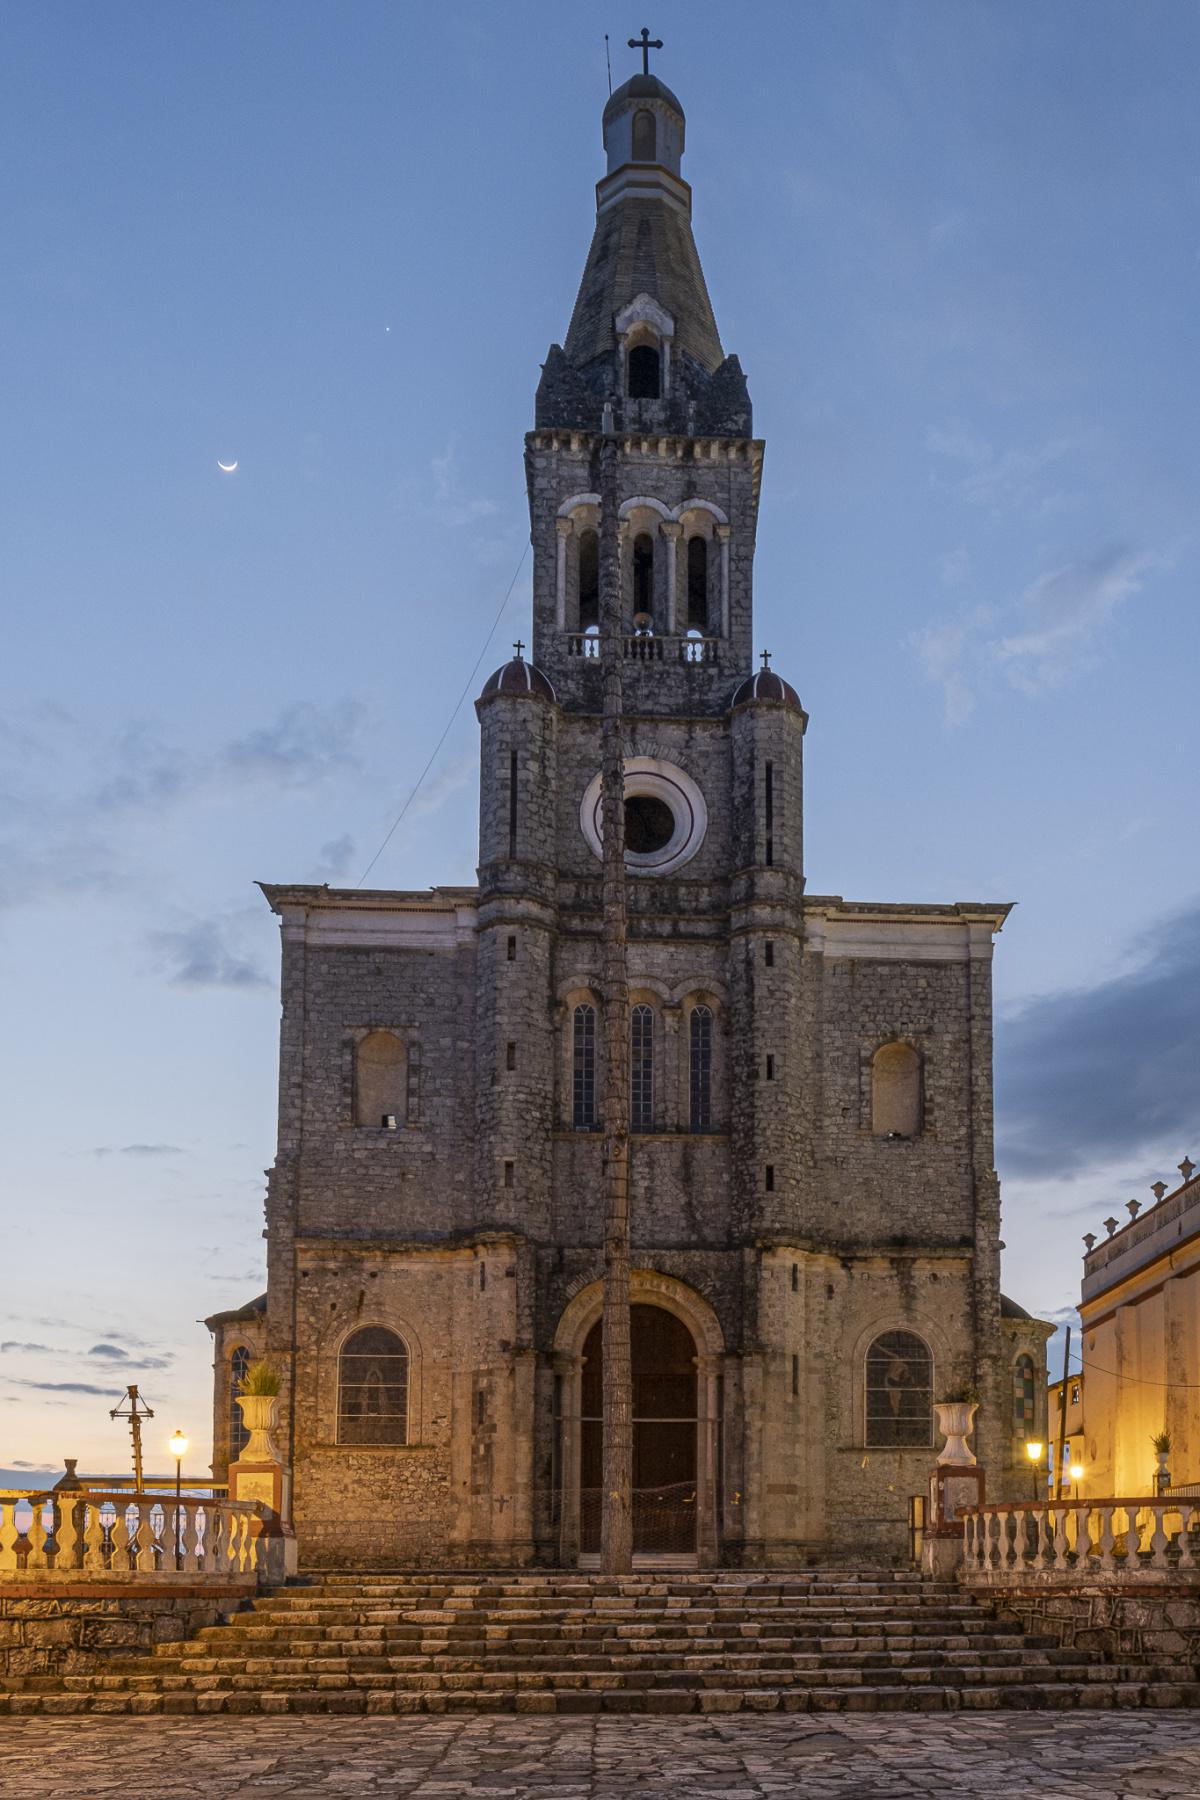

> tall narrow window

[
  {"left": 508, "top": 749, "right": 518, "bottom": 859},
  {"left": 686, "top": 536, "right": 708, "bottom": 632},
  {"left": 572, "top": 1003, "right": 597, "bottom": 1128},
  {"left": 632, "top": 532, "right": 655, "bottom": 617},
  {"left": 1013, "top": 1355, "right": 1036, "bottom": 1443},
  {"left": 631, "top": 1004, "right": 654, "bottom": 1132},
  {"left": 872, "top": 1041, "right": 922, "bottom": 1137},
  {"left": 689, "top": 1004, "right": 713, "bottom": 1132},
  {"left": 628, "top": 347, "right": 661, "bottom": 401},
  {"left": 229, "top": 1345, "right": 251, "bottom": 1461},
  {"left": 578, "top": 528, "right": 599, "bottom": 631},
  {"left": 632, "top": 108, "right": 656, "bottom": 163},
  {"left": 764, "top": 760, "right": 774, "bottom": 867},
  {"left": 865, "top": 1331, "right": 933, "bottom": 1448},
  {"left": 355, "top": 1030, "right": 406, "bottom": 1127},
  {"left": 338, "top": 1326, "right": 409, "bottom": 1446}
]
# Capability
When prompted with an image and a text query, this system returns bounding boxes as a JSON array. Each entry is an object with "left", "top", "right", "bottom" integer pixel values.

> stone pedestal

[
  {"left": 229, "top": 1395, "right": 297, "bottom": 1576},
  {"left": 922, "top": 1462, "right": 985, "bottom": 1578}
]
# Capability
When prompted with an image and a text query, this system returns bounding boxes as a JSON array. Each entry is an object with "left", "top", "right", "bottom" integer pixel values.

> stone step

[
  {"left": 6, "top": 1678, "right": 1200, "bottom": 1717},
  {"left": 7, "top": 1569, "right": 1196, "bottom": 1720}
]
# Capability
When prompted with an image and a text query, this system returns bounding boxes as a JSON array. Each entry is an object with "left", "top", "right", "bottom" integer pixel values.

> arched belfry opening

[
  {"left": 579, "top": 1304, "right": 698, "bottom": 1555},
  {"left": 628, "top": 344, "right": 661, "bottom": 400}
]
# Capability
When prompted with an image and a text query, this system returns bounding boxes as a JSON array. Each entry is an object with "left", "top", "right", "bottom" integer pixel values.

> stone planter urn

[
  {"left": 934, "top": 1401, "right": 978, "bottom": 1467},
  {"left": 234, "top": 1394, "right": 282, "bottom": 1464}
]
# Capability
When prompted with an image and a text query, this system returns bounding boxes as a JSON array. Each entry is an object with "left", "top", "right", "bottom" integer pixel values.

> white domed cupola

[{"left": 600, "top": 70, "right": 687, "bottom": 217}]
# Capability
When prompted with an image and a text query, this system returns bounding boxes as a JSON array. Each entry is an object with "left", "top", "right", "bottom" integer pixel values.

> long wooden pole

[
  {"left": 598, "top": 426, "right": 633, "bottom": 1574},
  {"left": 1053, "top": 1325, "right": 1071, "bottom": 1502}
]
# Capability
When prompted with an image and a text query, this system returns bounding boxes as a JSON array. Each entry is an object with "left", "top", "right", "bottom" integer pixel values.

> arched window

[
  {"left": 865, "top": 1331, "right": 933, "bottom": 1448},
  {"left": 632, "top": 532, "right": 655, "bottom": 618},
  {"left": 632, "top": 108, "right": 656, "bottom": 163},
  {"left": 572, "top": 1003, "right": 597, "bottom": 1129},
  {"left": 686, "top": 536, "right": 709, "bottom": 632},
  {"left": 338, "top": 1326, "right": 409, "bottom": 1446},
  {"left": 1013, "top": 1354, "right": 1036, "bottom": 1442},
  {"left": 628, "top": 346, "right": 661, "bottom": 400},
  {"left": 229, "top": 1345, "right": 251, "bottom": 1461},
  {"left": 689, "top": 1004, "right": 713, "bottom": 1132},
  {"left": 631, "top": 1005, "right": 654, "bottom": 1132},
  {"left": 355, "top": 1030, "right": 405, "bottom": 1128},
  {"left": 871, "top": 1041, "right": 922, "bottom": 1138},
  {"left": 577, "top": 528, "right": 599, "bottom": 632}
]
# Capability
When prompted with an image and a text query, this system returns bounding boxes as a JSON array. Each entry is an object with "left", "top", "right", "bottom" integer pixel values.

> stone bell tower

[{"left": 527, "top": 64, "right": 762, "bottom": 720}]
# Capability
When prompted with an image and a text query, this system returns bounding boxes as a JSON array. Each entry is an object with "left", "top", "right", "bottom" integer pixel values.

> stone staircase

[{"left": 5, "top": 1571, "right": 1200, "bottom": 1717}]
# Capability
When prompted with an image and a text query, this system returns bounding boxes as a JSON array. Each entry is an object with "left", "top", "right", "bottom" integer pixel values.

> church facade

[{"left": 207, "top": 69, "right": 1051, "bottom": 1569}]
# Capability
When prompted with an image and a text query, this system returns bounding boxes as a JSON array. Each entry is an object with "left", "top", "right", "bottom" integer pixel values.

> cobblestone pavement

[{"left": 4, "top": 1713, "right": 1200, "bottom": 1799}]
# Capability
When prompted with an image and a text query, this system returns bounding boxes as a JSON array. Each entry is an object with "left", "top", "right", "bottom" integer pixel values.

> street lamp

[
  {"left": 1069, "top": 1461, "right": 1084, "bottom": 1497},
  {"left": 168, "top": 1430, "right": 188, "bottom": 1569},
  {"left": 1025, "top": 1439, "right": 1045, "bottom": 1503}
]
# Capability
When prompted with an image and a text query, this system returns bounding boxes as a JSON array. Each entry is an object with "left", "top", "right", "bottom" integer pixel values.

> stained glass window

[
  {"left": 338, "top": 1327, "right": 408, "bottom": 1447},
  {"left": 572, "top": 1004, "right": 596, "bottom": 1129},
  {"left": 689, "top": 1005, "right": 713, "bottom": 1132},
  {"left": 229, "top": 1346, "right": 251, "bottom": 1461},
  {"left": 631, "top": 1005, "right": 654, "bottom": 1132},
  {"left": 865, "top": 1331, "right": 933, "bottom": 1448}
]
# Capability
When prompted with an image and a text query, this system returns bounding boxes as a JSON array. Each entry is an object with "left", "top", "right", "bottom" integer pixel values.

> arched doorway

[{"left": 579, "top": 1304, "right": 698, "bottom": 1554}]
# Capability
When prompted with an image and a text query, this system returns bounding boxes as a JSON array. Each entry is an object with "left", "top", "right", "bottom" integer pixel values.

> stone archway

[{"left": 553, "top": 1271, "right": 724, "bottom": 1567}]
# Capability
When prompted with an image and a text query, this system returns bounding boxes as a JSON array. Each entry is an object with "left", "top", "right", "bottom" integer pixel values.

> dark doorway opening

[{"left": 580, "top": 1304, "right": 697, "bottom": 1553}]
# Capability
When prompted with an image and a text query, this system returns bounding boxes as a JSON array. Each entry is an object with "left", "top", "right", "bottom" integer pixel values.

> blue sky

[{"left": 3, "top": 0, "right": 1198, "bottom": 1478}]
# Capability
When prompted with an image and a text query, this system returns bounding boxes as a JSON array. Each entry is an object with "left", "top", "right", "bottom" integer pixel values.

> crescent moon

[{"left": 217, "top": 459, "right": 238, "bottom": 473}]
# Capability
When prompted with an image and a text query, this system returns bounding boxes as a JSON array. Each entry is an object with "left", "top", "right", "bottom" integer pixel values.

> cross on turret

[
  {"left": 513, "top": 639, "right": 525, "bottom": 659},
  {"left": 760, "top": 649, "right": 772, "bottom": 670},
  {"left": 628, "top": 26, "right": 663, "bottom": 76}
]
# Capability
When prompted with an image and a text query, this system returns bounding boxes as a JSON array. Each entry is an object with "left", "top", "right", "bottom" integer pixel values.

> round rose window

[{"left": 579, "top": 758, "right": 707, "bottom": 876}]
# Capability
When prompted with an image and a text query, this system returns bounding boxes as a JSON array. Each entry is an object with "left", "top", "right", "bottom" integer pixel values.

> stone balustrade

[
  {"left": 0, "top": 1489, "right": 266, "bottom": 1583},
  {"left": 963, "top": 1497, "right": 1200, "bottom": 1584},
  {"left": 566, "top": 633, "right": 721, "bottom": 664}
]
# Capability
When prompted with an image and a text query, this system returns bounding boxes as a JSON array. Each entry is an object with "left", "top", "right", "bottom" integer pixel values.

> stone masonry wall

[{"left": 0, "top": 1582, "right": 255, "bottom": 1681}]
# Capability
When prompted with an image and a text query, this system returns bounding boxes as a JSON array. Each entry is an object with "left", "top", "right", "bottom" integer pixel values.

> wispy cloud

[
  {"left": 11, "top": 1380, "right": 122, "bottom": 1397},
  {"left": 927, "top": 423, "right": 1085, "bottom": 517},
  {"left": 310, "top": 833, "right": 356, "bottom": 884},
  {"left": 92, "top": 1144, "right": 183, "bottom": 1159},
  {"left": 0, "top": 700, "right": 368, "bottom": 915},
  {"left": 991, "top": 548, "right": 1161, "bottom": 696},
  {"left": 913, "top": 546, "right": 1162, "bottom": 726},
  {"left": 222, "top": 702, "right": 364, "bottom": 788},
  {"left": 997, "top": 898, "right": 1200, "bottom": 1178},
  {"left": 1, "top": 1342, "right": 56, "bottom": 1355},
  {"left": 429, "top": 440, "right": 499, "bottom": 528},
  {"left": 87, "top": 1342, "right": 172, "bottom": 1370},
  {"left": 148, "top": 913, "right": 271, "bottom": 990}
]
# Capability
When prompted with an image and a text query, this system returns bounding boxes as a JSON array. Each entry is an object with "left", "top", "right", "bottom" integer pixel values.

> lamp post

[
  {"left": 1069, "top": 1461, "right": 1084, "bottom": 1499},
  {"left": 168, "top": 1430, "right": 188, "bottom": 1569},
  {"left": 1025, "top": 1438, "right": 1045, "bottom": 1503}
]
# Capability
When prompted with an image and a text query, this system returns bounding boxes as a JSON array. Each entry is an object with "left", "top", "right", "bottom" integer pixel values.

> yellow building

[
  {"left": 1079, "top": 1157, "right": 1200, "bottom": 1498},
  {"left": 1048, "top": 1369, "right": 1085, "bottom": 1497}
]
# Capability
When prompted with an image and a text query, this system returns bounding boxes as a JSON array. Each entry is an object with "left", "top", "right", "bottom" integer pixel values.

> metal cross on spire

[
  {"left": 628, "top": 26, "right": 663, "bottom": 75},
  {"left": 760, "top": 649, "right": 772, "bottom": 669},
  {"left": 513, "top": 639, "right": 525, "bottom": 659}
]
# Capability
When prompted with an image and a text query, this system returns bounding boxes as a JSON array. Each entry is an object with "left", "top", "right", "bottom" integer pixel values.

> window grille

[
  {"left": 338, "top": 1327, "right": 408, "bottom": 1446},
  {"left": 572, "top": 1003, "right": 597, "bottom": 1128},
  {"left": 631, "top": 1005, "right": 654, "bottom": 1131},
  {"left": 1013, "top": 1354, "right": 1037, "bottom": 1441},
  {"left": 865, "top": 1331, "right": 933, "bottom": 1448},
  {"left": 229, "top": 1346, "right": 251, "bottom": 1461},
  {"left": 689, "top": 1004, "right": 713, "bottom": 1131}
]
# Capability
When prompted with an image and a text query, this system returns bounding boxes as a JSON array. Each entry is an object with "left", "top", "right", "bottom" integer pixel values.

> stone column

[
  {"left": 555, "top": 517, "right": 573, "bottom": 631},
  {"left": 660, "top": 522, "right": 682, "bottom": 635},
  {"left": 716, "top": 525, "right": 732, "bottom": 639},
  {"left": 555, "top": 1353, "right": 582, "bottom": 1565},
  {"left": 696, "top": 1352, "right": 723, "bottom": 1566}
]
